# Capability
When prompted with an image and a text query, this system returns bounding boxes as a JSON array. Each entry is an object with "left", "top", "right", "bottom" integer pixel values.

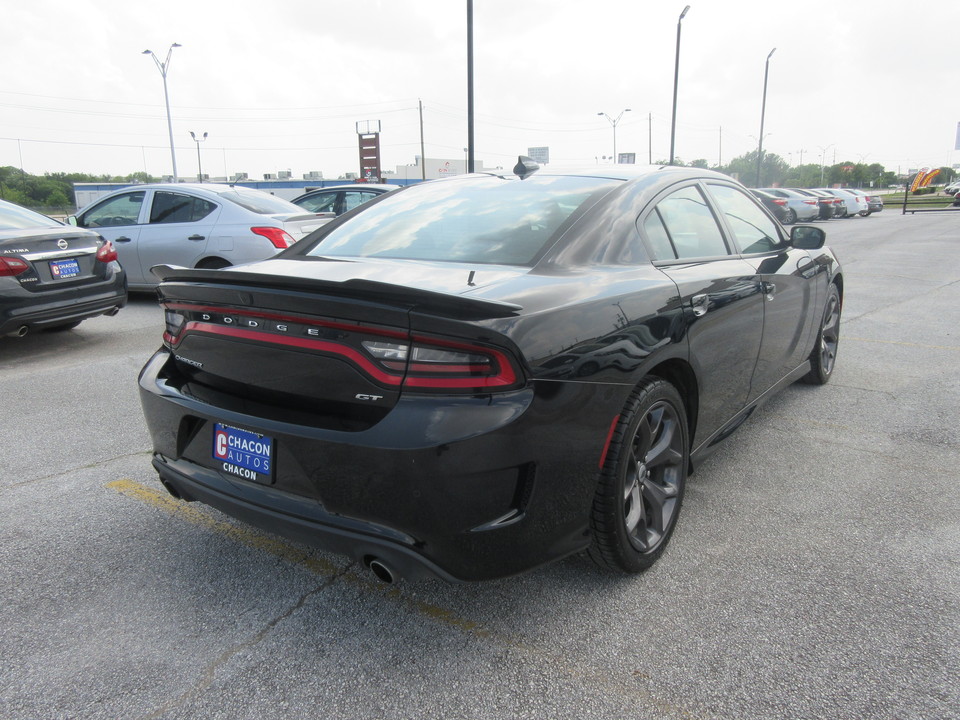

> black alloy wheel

[
  {"left": 589, "top": 378, "right": 688, "bottom": 573},
  {"left": 803, "top": 283, "right": 841, "bottom": 385}
]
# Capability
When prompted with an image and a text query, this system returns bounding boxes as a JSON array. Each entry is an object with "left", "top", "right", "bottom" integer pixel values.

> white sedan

[
  {"left": 70, "top": 184, "right": 333, "bottom": 289},
  {"left": 815, "top": 188, "right": 869, "bottom": 217}
]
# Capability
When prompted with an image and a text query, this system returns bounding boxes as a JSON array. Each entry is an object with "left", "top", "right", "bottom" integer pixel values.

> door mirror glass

[{"left": 791, "top": 225, "right": 825, "bottom": 250}]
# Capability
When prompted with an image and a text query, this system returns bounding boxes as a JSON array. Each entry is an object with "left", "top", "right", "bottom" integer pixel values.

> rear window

[
  {"left": 210, "top": 187, "right": 303, "bottom": 215},
  {"left": 0, "top": 202, "right": 59, "bottom": 230},
  {"left": 303, "top": 175, "right": 618, "bottom": 266}
]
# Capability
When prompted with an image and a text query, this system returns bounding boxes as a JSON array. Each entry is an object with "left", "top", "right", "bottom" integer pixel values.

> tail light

[
  {"left": 161, "top": 303, "right": 523, "bottom": 394},
  {"left": 804, "top": 199, "right": 818, "bottom": 205},
  {"left": 0, "top": 256, "right": 29, "bottom": 277},
  {"left": 96, "top": 240, "right": 118, "bottom": 263},
  {"left": 251, "top": 226, "right": 296, "bottom": 249},
  {"left": 362, "top": 336, "right": 519, "bottom": 391},
  {"left": 773, "top": 198, "right": 787, "bottom": 206}
]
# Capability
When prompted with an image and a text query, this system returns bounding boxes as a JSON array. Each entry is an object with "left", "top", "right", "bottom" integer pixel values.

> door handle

[
  {"left": 188, "top": 234, "right": 206, "bottom": 241},
  {"left": 114, "top": 236, "right": 132, "bottom": 243},
  {"left": 691, "top": 293, "right": 708, "bottom": 317},
  {"left": 761, "top": 281, "right": 776, "bottom": 299}
]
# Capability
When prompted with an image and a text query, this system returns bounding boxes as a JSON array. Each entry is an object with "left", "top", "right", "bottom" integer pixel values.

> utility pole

[{"left": 419, "top": 99, "right": 426, "bottom": 180}]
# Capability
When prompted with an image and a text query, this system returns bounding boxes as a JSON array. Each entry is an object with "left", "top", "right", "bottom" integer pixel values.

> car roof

[{"left": 299, "top": 183, "right": 395, "bottom": 193}]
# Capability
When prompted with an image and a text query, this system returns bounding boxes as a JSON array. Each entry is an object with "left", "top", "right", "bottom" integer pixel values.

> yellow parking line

[{"left": 107, "top": 477, "right": 703, "bottom": 719}]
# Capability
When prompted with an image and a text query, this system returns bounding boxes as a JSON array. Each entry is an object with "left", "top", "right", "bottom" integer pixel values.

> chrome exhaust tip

[
  {"left": 6, "top": 325, "right": 28, "bottom": 338},
  {"left": 367, "top": 558, "right": 396, "bottom": 584}
]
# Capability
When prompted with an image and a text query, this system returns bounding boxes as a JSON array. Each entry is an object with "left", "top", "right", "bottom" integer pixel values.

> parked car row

[{"left": 754, "top": 187, "right": 882, "bottom": 222}]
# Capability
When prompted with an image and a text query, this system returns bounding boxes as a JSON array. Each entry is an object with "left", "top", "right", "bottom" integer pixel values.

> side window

[
  {"left": 80, "top": 192, "right": 145, "bottom": 228},
  {"left": 642, "top": 210, "right": 677, "bottom": 261},
  {"left": 298, "top": 192, "right": 337, "bottom": 213},
  {"left": 708, "top": 184, "right": 784, "bottom": 254},
  {"left": 343, "top": 191, "right": 377, "bottom": 213},
  {"left": 149, "top": 192, "right": 216, "bottom": 224},
  {"left": 646, "top": 185, "right": 729, "bottom": 260}
]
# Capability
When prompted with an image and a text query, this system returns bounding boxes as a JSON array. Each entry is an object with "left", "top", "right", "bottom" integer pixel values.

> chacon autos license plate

[
  {"left": 212, "top": 423, "right": 273, "bottom": 483},
  {"left": 49, "top": 258, "right": 81, "bottom": 279}
]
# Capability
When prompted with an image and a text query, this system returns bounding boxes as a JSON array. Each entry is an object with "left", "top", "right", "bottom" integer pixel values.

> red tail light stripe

[
  {"left": 182, "top": 321, "right": 405, "bottom": 385},
  {"left": 171, "top": 321, "right": 519, "bottom": 390}
]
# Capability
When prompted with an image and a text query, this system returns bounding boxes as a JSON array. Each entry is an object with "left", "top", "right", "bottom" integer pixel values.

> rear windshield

[
  {"left": 303, "top": 175, "right": 618, "bottom": 266},
  {"left": 0, "top": 202, "right": 59, "bottom": 230},
  {"left": 210, "top": 187, "right": 303, "bottom": 215}
]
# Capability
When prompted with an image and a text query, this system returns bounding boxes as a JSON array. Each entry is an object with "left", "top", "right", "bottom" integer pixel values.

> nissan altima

[
  {"left": 1, "top": 200, "right": 126, "bottom": 338},
  {"left": 138, "top": 163, "right": 842, "bottom": 583}
]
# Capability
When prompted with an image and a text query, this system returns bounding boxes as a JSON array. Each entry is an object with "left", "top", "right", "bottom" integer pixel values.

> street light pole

[
  {"left": 190, "top": 131, "right": 207, "bottom": 182},
  {"left": 756, "top": 47, "right": 776, "bottom": 187},
  {"left": 669, "top": 5, "right": 691, "bottom": 166},
  {"left": 143, "top": 43, "right": 182, "bottom": 182},
  {"left": 598, "top": 109, "right": 631, "bottom": 163}
]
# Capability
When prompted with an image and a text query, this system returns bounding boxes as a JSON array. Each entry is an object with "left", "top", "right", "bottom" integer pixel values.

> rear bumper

[
  {"left": 0, "top": 272, "right": 127, "bottom": 335},
  {"left": 138, "top": 349, "right": 628, "bottom": 581}
]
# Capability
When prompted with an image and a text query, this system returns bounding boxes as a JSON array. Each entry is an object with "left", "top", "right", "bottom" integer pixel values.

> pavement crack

[
  {"left": 140, "top": 570, "right": 351, "bottom": 720},
  {"left": 2, "top": 450, "right": 153, "bottom": 490}
]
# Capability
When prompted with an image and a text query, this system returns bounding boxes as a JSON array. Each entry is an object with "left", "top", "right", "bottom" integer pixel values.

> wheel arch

[
  {"left": 643, "top": 357, "right": 698, "bottom": 458},
  {"left": 195, "top": 256, "right": 231, "bottom": 269}
]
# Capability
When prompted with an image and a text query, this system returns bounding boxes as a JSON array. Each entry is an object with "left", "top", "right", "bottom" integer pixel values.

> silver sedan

[{"left": 70, "top": 184, "right": 332, "bottom": 289}]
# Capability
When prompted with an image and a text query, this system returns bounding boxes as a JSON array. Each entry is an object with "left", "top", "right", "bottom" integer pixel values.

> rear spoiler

[{"left": 151, "top": 264, "right": 522, "bottom": 320}]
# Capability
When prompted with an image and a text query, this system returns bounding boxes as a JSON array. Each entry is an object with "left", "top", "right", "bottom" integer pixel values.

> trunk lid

[
  {"left": 155, "top": 261, "right": 524, "bottom": 430},
  {"left": 1, "top": 227, "right": 110, "bottom": 292}
]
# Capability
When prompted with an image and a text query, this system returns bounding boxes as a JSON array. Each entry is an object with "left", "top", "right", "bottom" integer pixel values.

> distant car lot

[{"left": 1, "top": 210, "right": 956, "bottom": 720}]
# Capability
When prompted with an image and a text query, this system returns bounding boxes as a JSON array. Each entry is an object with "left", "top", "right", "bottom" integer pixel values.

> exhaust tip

[
  {"left": 7, "top": 325, "right": 28, "bottom": 338},
  {"left": 366, "top": 557, "right": 396, "bottom": 584}
]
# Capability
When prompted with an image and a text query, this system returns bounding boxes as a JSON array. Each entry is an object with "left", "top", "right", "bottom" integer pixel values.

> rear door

[
  {"left": 638, "top": 182, "right": 765, "bottom": 448},
  {"left": 136, "top": 190, "right": 219, "bottom": 279}
]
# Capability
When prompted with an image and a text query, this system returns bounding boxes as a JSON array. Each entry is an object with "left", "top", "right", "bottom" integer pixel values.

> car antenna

[{"left": 513, "top": 155, "right": 540, "bottom": 180}]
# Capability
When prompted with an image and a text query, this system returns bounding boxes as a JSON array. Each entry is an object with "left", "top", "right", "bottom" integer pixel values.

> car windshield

[
  {"left": 303, "top": 175, "right": 618, "bottom": 266},
  {"left": 210, "top": 187, "right": 304, "bottom": 215},
  {"left": 0, "top": 202, "right": 59, "bottom": 230}
]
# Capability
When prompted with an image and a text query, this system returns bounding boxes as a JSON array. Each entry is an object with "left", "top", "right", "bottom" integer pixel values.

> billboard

[{"left": 527, "top": 146, "right": 549, "bottom": 165}]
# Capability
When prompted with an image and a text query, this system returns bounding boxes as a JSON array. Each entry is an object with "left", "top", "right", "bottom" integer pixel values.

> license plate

[
  {"left": 50, "top": 258, "right": 81, "bottom": 279},
  {"left": 212, "top": 423, "right": 273, "bottom": 483}
]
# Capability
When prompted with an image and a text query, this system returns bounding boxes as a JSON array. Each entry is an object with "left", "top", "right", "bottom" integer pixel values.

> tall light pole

[
  {"left": 669, "top": 5, "right": 691, "bottom": 166},
  {"left": 143, "top": 43, "right": 182, "bottom": 182},
  {"left": 190, "top": 131, "right": 207, "bottom": 182},
  {"left": 755, "top": 47, "right": 776, "bottom": 187},
  {"left": 819, "top": 144, "right": 834, "bottom": 186},
  {"left": 598, "top": 109, "right": 631, "bottom": 163}
]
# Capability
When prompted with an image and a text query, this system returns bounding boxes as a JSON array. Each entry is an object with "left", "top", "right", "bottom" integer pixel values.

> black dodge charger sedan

[{"left": 139, "top": 163, "right": 842, "bottom": 583}]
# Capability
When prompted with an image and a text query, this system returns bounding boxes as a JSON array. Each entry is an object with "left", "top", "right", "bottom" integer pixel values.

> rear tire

[
  {"left": 783, "top": 208, "right": 797, "bottom": 224},
  {"left": 588, "top": 378, "right": 689, "bottom": 573},
  {"left": 802, "top": 283, "right": 841, "bottom": 385}
]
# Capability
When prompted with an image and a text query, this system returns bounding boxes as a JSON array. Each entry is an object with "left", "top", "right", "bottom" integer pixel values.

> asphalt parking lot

[{"left": 1, "top": 208, "right": 957, "bottom": 720}]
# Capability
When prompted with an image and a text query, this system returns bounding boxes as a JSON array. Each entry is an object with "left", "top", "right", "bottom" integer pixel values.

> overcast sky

[{"left": 1, "top": 0, "right": 955, "bottom": 182}]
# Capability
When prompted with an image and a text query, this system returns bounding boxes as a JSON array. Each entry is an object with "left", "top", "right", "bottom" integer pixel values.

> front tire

[
  {"left": 802, "top": 283, "right": 841, "bottom": 385},
  {"left": 588, "top": 378, "right": 689, "bottom": 573}
]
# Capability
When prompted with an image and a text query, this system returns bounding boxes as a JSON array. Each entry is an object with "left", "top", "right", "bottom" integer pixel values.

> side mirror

[
  {"left": 65, "top": 215, "right": 79, "bottom": 227},
  {"left": 791, "top": 225, "right": 825, "bottom": 250}
]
